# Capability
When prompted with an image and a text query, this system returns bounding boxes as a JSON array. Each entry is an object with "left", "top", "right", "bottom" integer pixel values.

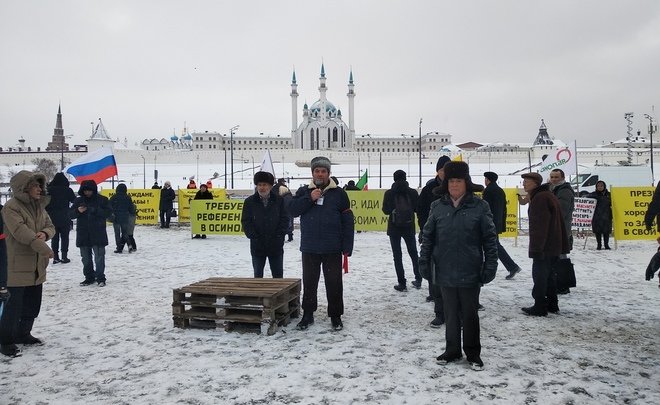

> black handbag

[
  {"left": 170, "top": 208, "right": 178, "bottom": 218},
  {"left": 556, "top": 258, "right": 576, "bottom": 289}
]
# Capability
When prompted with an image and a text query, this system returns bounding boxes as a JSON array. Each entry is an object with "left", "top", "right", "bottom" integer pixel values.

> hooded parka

[{"left": 1, "top": 171, "right": 55, "bottom": 286}]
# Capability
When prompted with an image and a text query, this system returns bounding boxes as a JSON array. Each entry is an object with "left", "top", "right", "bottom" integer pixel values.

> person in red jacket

[
  {"left": 520, "top": 172, "right": 569, "bottom": 316},
  {"left": 186, "top": 179, "right": 197, "bottom": 189}
]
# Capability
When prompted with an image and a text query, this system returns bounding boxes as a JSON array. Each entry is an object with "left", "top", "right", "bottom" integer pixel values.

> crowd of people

[{"left": 0, "top": 155, "right": 653, "bottom": 367}]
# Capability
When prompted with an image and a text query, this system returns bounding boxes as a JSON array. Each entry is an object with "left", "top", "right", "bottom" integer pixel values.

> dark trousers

[
  {"left": 301, "top": 253, "right": 343, "bottom": 317},
  {"left": 287, "top": 216, "right": 294, "bottom": 237},
  {"left": 0, "top": 284, "right": 42, "bottom": 345},
  {"left": 595, "top": 232, "right": 610, "bottom": 248},
  {"left": 496, "top": 235, "right": 519, "bottom": 272},
  {"left": 441, "top": 286, "right": 481, "bottom": 359},
  {"left": 113, "top": 221, "right": 130, "bottom": 250},
  {"left": 432, "top": 283, "right": 444, "bottom": 318},
  {"left": 81, "top": 246, "right": 106, "bottom": 283},
  {"left": 531, "top": 257, "right": 558, "bottom": 310},
  {"left": 0, "top": 240, "right": 7, "bottom": 287},
  {"left": 389, "top": 233, "right": 420, "bottom": 285},
  {"left": 252, "top": 254, "right": 284, "bottom": 278},
  {"left": 51, "top": 225, "right": 71, "bottom": 259},
  {"left": 159, "top": 210, "right": 171, "bottom": 227}
]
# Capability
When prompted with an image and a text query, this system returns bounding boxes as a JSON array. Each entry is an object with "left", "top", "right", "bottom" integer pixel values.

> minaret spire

[
  {"left": 291, "top": 68, "right": 299, "bottom": 147},
  {"left": 347, "top": 67, "right": 356, "bottom": 149}
]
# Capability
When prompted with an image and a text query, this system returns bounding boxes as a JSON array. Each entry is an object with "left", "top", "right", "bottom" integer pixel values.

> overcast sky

[{"left": 1, "top": 0, "right": 659, "bottom": 149}]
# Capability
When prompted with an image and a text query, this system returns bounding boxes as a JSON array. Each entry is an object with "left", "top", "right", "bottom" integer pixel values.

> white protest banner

[
  {"left": 538, "top": 143, "right": 577, "bottom": 177},
  {"left": 572, "top": 197, "right": 596, "bottom": 230}
]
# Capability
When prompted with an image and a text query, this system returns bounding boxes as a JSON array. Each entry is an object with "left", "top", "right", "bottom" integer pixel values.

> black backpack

[{"left": 392, "top": 193, "right": 414, "bottom": 227}]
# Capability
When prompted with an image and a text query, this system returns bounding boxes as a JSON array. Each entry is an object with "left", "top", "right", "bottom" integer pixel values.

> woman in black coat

[
  {"left": 192, "top": 184, "right": 213, "bottom": 239},
  {"left": 587, "top": 180, "right": 613, "bottom": 250},
  {"left": 45, "top": 172, "right": 76, "bottom": 263},
  {"left": 158, "top": 181, "right": 176, "bottom": 228}
]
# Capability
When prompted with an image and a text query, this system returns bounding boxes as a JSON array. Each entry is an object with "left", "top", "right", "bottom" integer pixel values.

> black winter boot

[
  {"left": 604, "top": 233, "right": 611, "bottom": 250},
  {"left": 61, "top": 252, "right": 70, "bottom": 264},
  {"left": 595, "top": 233, "right": 602, "bottom": 250}
]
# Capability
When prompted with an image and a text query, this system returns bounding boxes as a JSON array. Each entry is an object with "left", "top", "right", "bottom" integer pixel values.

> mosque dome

[
  {"left": 170, "top": 134, "right": 179, "bottom": 141},
  {"left": 182, "top": 133, "right": 192, "bottom": 141},
  {"left": 310, "top": 100, "right": 337, "bottom": 114}
]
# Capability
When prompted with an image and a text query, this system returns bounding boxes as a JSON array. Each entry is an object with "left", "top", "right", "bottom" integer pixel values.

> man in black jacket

[
  {"left": 241, "top": 172, "right": 289, "bottom": 278},
  {"left": 417, "top": 155, "right": 451, "bottom": 327},
  {"left": 287, "top": 157, "right": 354, "bottom": 332},
  {"left": 46, "top": 172, "right": 76, "bottom": 264},
  {"left": 382, "top": 170, "right": 420, "bottom": 292},
  {"left": 70, "top": 180, "right": 113, "bottom": 287},
  {"left": 482, "top": 172, "right": 522, "bottom": 280}
]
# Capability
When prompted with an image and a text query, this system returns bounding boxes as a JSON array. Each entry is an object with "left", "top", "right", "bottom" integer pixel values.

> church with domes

[{"left": 290, "top": 64, "right": 355, "bottom": 151}]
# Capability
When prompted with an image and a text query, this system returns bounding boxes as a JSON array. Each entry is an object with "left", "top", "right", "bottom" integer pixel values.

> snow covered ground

[{"left": 1, "top": 225, "right": 659, "bottom": 404}]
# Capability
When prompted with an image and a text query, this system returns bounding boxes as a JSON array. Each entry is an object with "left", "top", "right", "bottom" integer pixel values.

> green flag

[{"left": 355, "top": 170, "right": 368, "bottom": 190}]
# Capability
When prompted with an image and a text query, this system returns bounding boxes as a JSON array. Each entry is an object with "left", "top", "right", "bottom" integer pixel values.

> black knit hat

[
  {"left": 254, "top": 171, "right": 275, "bottom": 185},
  {"left": 393, "top": 170, "right": 406, "bottom": 182},
  {"left": 436, "top": 156, "right": 451, "bottom": 171},
  {"left": 444, "top": 161, "right": 470, "bottom": 180},
  {"left": 484, "top": 171, "right": 498, "bottom": 183},
  {"left": 311, "top": 156, "right": 332, "bottom": 172}
]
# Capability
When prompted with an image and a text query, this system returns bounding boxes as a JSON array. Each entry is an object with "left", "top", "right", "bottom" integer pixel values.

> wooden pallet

[{"left": 172, "top": 277, "right": 301, "bottom": 335}]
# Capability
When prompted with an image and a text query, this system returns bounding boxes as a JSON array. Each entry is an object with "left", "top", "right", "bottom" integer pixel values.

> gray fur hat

[{"left": 311, "top": 156, "right": 332, "bottom": 172}]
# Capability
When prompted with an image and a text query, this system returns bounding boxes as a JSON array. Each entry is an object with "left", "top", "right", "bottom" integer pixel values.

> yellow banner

[
  {"left": 347, "top": 190, "right": 390, "bottom": 231},
  {"left": 611, "top": 186, "right": 656, "bottom": 240},
  {"left": 101, "top": 189, "right": 160, "bottom": 225},
  {"left": 190, "top": 199, "right": 244, "bottom": 235},
  {"left": 502, "top": 188, "right": 519, "bottom": 237},
  {"left": 177, "top": 189, "right": 228, "bottom": 222}
]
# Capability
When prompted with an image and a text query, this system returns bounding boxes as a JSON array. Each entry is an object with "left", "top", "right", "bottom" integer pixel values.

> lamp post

[
  {"left": 196, "top": 154, "right": 200, "bottom": 183},
  {"left": 229, "top": 125, "right": 240, "bottom": 189},
  {"left": 418, "top": 118, "right": 423, "bottom": 188},
  {"left": 140, "top": 155, "right": 146, "bottom": 188},
  {"left": 60, "top": 134, "right": 73, "bottom": 171},
  {"left": 224, "top": 146, "right": 227, "bottom": 189},
  {"left": 645, "top": 113, "right": 656, "bottom": 184}
]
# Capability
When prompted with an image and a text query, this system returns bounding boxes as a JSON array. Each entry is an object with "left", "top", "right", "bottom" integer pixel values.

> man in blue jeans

[
  {"left": 70, "top": 180, "right": 112, "bottom": 287},
  {"left": 482, "top": 172, "right": 522, "bottom": 280},
  {"left": 382, "top": 170, "right": 421, "bottom": 292}
]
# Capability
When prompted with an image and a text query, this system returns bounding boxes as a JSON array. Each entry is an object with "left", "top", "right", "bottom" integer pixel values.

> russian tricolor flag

[{"left": 65, "top": 147, "right": 118, "bottom": 184}]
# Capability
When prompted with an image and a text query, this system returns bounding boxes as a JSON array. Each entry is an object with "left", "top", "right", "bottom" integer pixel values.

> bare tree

[{"left": 31, "top": 158, "right": 59, "bottom": 181}]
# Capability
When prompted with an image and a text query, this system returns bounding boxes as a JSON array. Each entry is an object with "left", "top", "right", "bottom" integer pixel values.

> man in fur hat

[
  {"left": 419, "top": 161, "right": 498, "bottom": 371},
  {"left": 287, "top": 156, "right": 354, "bottom": 332},
  {"left": 241, "top": 171, "right": 289, "bottom": 278}
]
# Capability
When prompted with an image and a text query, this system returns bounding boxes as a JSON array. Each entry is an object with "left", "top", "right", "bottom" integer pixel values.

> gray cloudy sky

[{"left": 1, "top": 0, "right": 659, "bottom": 149}]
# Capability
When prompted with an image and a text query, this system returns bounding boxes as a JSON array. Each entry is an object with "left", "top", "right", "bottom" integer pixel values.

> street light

[
  {"left": 644, "top": 114, "right": 656, "bottom": 184},
  {"left": 418, "top": 118, "right": 423, "bottom": 188},
  {"left": 229, "top": 125, "right": 240, "bottom": 189},
  {"left": 196, "top": 154, "right": 200, "bottom": 184},
  {"left": 140, "top": 154, "right": 146, "bottom": 188},
  {"left": 60, "top": 134, "right": 72, "bottom": 171}
]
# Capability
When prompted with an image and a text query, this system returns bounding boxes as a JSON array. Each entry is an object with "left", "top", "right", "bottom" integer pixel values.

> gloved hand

[{"left": 419, "top": 257, "right": 430, "bottom": 280}]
